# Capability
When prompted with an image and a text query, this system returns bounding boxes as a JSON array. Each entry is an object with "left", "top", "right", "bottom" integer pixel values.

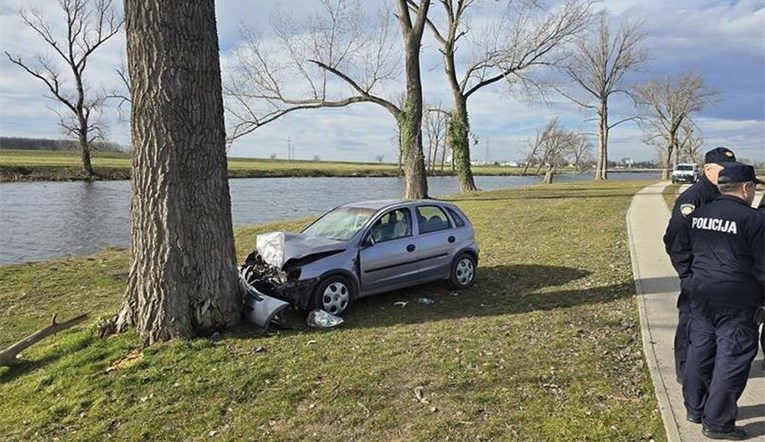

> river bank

[
  {"left": 0, "top": 173, "right": 661, "bottom": 265},
  {"left": 0, "top": 149, "right": 657, "bottom": 182}
]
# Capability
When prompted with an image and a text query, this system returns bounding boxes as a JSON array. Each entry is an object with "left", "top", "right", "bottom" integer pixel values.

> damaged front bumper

[{"left": 240, "top": 251, "right": 320, "bottom": 312}]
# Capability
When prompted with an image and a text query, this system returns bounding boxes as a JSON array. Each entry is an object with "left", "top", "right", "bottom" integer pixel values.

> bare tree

[
  {"left": 635, "top": 71, "right": 718, "bottom": 179},
  {"left": 424, "top": 105, "right": 448, "bottom": 171},
  {"left": 116, "top": 0, "right": 241, "bottom": 344},
  {"left": 522, "top": 118, "right": 559, "bottom": 175},
  {"left": 568, "top": 135, "right": 595, "bottom": 172},
  {"left": 521, "top": 118, "right": 583, "bottom": 181},
  {"left": 417, "top": 0, "right": 593, "bottom": 191},
  {"left": 4, "top": 0, "right": 123, "bottom": 177},
  {"left": 375, "top": 154, "right": 385, "bottom": 163},
  {"left": 677, "top": 119, "right": 703, "bottom": 163},
  {"left": 557, "top": 12, "right": 647, "bottom": 180},
  {"left": 225, "top": 0, "right": 431, "bottom": 198}
]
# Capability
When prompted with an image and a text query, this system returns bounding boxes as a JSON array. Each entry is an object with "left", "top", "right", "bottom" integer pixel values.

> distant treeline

[{"left": 0, "top": 137, "right": 126, "bottom": 152}]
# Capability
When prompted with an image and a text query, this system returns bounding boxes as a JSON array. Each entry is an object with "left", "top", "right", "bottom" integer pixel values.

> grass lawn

[
  {"left": 0, "top": 179, "right": 666, "bottom": 441},
  {"left": 662, "top": 183, "right": 682, "bottom": 209}
]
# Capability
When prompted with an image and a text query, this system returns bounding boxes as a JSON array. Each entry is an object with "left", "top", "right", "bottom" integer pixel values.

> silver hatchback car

[{"left": 241, "top": 199, "right": 479, "bottom": 315}]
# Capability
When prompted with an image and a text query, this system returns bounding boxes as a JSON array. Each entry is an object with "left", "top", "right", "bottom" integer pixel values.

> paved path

[{"left": 627, "top": 182, "right": 765, "bottom": 442}]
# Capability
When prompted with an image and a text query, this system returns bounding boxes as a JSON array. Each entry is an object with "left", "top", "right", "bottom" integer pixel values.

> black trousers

[
  {"left": 674, "top": 288, "right": 691, "bottom": 380},
  {"left": 683, "top": 297, "right": 758, "bottom": 432}
]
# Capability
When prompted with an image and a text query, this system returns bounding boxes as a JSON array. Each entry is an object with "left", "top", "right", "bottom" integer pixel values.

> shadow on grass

[
  {"left": 273, "top": 264, "right": 633, "bottom": 331},
  {"left": 0, "top": 332, "right": 95, "bottom": 384}
]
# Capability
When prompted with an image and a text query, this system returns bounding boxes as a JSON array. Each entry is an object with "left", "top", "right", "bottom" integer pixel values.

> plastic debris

[
  {"left": 393, "top": 301, "right": 408, "bottom": 307},
  {"left": 417, "top": 297, "right": 435, "bottom": 304},
  {"left": 306, "top": 309, "right": 344, "bottom": 328}
]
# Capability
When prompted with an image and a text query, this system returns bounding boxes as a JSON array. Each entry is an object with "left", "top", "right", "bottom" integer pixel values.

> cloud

[{"left": 1, "top": 0, "right": 763, "bottom": 164}]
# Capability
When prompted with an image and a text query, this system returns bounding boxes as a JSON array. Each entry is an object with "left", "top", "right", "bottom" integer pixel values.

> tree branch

[{"left": 0, "top": 313, "right": 89, "bottom": 366}]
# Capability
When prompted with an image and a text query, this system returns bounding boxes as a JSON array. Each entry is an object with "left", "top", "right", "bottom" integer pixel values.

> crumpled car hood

[{"left": 256, "top": 231, "right": 347, "bottom": 268}]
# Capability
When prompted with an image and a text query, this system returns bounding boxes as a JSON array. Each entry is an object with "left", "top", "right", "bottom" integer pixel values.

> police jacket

[
  {"left": 674, "top": 195, "right": 765, "bottom": 307},
  {"left": 663, "top": 173, "right": 720, "bottom": 273}
]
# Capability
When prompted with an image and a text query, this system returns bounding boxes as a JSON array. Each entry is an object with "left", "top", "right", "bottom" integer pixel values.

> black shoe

[
  {"left": 702, "top": 426, "right": 748, "bottom": 440},
  {"left": 686, "top": 414, "right": 701, "bottom": 424}
]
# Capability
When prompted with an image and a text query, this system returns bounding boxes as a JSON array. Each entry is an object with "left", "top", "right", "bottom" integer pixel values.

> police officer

[
  {"left": 663, "top": 146, "right": 737, "bottom": 382},
  {"left": 759, "top": 194, "right": 765, "bottom": 368},
  {"left": 674, "top": 163, "right": 764, "bottom": 440}
]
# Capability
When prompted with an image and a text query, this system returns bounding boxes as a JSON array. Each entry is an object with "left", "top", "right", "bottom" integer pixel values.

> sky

[{"left": 0, "top": 0, "right": 763, "bottom": 164}]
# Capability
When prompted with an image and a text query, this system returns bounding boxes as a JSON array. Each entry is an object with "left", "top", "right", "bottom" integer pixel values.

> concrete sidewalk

[{"left": 627, "top": 182, "right": 765, "bottom": 442}]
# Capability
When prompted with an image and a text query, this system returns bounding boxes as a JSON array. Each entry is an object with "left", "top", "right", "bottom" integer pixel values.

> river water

[{"left": 0, "top": 173, "right": 658, "bottom": 265}]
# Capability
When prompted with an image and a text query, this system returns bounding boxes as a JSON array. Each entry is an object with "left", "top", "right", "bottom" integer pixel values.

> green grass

[
  {"left": 662, "top": 183, "right": 682, "bottom": 209},
  {"left": 0, "top": 179, "right": 666, "bottom": 441}
]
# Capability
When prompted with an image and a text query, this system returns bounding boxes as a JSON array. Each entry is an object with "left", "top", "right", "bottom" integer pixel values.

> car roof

[{"left": 339, "top": 199, "right": 454, "bottom": 211}]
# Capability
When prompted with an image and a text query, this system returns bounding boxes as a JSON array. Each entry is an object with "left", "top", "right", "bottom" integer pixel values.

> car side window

[
  {"left": 445, "top": 207, "right": 466, "bottom": 227},
  {"left": 416, "top": 205, "right": 451, "bottom": 234},
  {"left": 370, "top": 208, "right": 412, "bottom": 243}
]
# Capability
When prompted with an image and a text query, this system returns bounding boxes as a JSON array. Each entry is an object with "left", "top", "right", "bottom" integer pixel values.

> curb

[{"left": 627, "top": 183, "right": 681, "bottom": 442}]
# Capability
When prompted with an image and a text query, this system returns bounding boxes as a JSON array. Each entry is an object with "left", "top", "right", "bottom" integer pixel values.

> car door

[
  {"left": 414, "top": 204, "right": 454, "bottom": 282},
  {"left": 358, "top": 207, "right": 419, "bottom": 295}
]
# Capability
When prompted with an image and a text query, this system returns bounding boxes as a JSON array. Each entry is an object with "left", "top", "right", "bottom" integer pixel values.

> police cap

[
  {"left": 704, "top": 147, "right": 736, "bottom": 164},
  {"left": 717, "top": 162, "right": 764, "bottom": 185}
]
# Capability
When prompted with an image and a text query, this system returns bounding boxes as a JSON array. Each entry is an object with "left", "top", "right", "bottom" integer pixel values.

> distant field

[{"left": 0, "top": 149, "right": 545, "bottom": 181}]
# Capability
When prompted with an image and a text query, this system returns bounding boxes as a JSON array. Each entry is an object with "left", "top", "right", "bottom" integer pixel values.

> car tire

[
  {"left": 312, "top": 275, "right": 354, "bottom": 316},
  {"left": 450, "top": 253, "right": 476, "bottom": 289}
]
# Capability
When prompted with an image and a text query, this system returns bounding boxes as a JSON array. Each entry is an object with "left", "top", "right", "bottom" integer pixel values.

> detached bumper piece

[{"left": 241, "top": 278, "right": 290, "bottom": 331}]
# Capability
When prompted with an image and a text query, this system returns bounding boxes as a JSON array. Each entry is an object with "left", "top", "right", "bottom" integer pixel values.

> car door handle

[
  {"left": 406, "top": 244, "right": 416, "bottom": 252},
  {"left": 448, "top": 236, "right": 455, "bottom": 243}
]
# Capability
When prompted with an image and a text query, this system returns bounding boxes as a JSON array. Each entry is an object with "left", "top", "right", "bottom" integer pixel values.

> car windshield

[
  {"left": 302, "top": 207, "right": 376, "bottom": 241},
  {"left": 676, "top": 165, "right": 694, "bottom": 171}
]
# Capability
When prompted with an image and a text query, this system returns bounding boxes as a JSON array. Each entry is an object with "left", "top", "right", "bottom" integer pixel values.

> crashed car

[{"left": 240, "top": 199, "right": 479, "bottom": 316}]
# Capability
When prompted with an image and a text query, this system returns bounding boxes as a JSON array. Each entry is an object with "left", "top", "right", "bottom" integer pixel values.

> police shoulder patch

[{"left": 680, "top": 203, "right": 695, "bottom": 217}]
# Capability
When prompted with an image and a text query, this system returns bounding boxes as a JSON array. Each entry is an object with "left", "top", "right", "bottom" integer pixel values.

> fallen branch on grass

[{"left": 0, "top": 313, "right": 89, "bottom": 366}]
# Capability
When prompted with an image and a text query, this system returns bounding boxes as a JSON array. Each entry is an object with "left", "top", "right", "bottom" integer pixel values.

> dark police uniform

[
  {"left": 663, "top": 147, "right": 737, "bottom": 381},
  {"left": 674, "top": 164, "right": 765, "bottom": 438},
  {"left": 759, "top": 194, "right": 765, "bottom": 364}
]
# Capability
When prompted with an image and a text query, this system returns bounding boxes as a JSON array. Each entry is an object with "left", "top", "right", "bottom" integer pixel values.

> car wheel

[
  {"left": 313, "top": 275, "right": 353, "bottom": 315},
  {"left": 450, "top": 253, "right": 476, "bottom": 289}
]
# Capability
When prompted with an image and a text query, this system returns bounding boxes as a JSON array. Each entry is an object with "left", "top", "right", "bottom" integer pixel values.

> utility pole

[{"left": 287, "top": 136, "right": 292, "bottom": 161}]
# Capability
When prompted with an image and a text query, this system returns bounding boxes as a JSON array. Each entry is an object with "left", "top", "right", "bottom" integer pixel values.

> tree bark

[
  {"left": 595, "top": 100, "right": 609, "bottom": 180},
  {"left": 441, "top": 8, "right": 477, "bottom": 193},
  {"left": 662, "top": 136, "right": 677, "bottom": 180},
  {"left": 118, "top": 0, "right": 241, "bottom": 345},
  {"left": 543, "top": 164, "right": 555, "bottom": 184},
  {"left": 78, "top": 121, "right": 94, "bottom": 177},
  {"left": 397, "top": 0, "right": 430, "bottom": 199},
  {"left": 450, "top": 100, "right": 477, "bottom": 192}
]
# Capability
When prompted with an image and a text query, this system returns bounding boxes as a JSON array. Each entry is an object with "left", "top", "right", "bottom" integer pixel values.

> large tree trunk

[
  {"left": 118, "top": 0, "right": 241, "bottom": 345},
  {"left": 75, "top": 76, "right": 94, "bottom": 177},
  {"left": 78, "top": 128, "right": 94, "bottom": 177},
  {"left": 662, "top": 140, "right": 675, "bottom": 180},
  {"left": 399, "top": 103, "right": 429, "bottom": 199},
  {"left": 450, "top": 100, "right": 477, "bottom": 192},
  {"left": 595, "top": 102, "right": 608, "bottom": 180},
  {"left": 543, "top": 164, "right": 555, "bottom": 184},
  {"left": 397, "top": 0, "right": 429, "bottom": 199}
]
